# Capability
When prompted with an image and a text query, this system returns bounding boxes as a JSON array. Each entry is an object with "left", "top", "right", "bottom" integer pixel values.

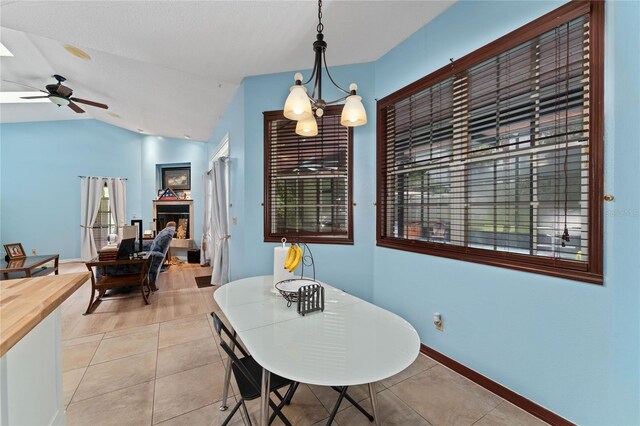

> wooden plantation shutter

[
  {"left": 377, "top": 1, "right": 603, "bottom": 283},
  {"left": 264, "top": 106, "right": 353, "bottom": 244}
]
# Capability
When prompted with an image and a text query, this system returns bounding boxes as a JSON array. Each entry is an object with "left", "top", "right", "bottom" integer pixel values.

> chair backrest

[
  {"left": 150, "top": 226, "right": 175, "bottom": 254},
  {"left": 210, "top": 313, "right": 260, "bottom": 390},
  {"left": 147, "top": 226, "right": 175, "bottom": 285},
  {"left": 210, "top": 312, "right": 249, "bottom": 358}
]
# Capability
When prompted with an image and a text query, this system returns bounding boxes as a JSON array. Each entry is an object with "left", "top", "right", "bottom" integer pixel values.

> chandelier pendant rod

[
  {"left": 282, "top": 0, "right": 367, "bottom": 132},
  {"left": 322, "top": 50, "right": 351, "bottom": 96}
]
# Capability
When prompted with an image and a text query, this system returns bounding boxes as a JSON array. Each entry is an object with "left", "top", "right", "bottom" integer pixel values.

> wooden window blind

[
  {"left": 377, "top": 1, "right": 603, "bottom": 283},
  {"left": 264, "top": 106, "right": 353, "bottom": 244}
]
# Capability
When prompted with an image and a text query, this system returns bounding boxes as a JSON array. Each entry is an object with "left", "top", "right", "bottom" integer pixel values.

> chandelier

[{"left": 283, "top": 0, "right": 367, "bottom": 137}]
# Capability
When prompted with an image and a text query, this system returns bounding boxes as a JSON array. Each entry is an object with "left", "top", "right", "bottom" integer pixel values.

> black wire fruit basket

[{"left": 275, "top": 242, "right": 322, "bottom": 311}]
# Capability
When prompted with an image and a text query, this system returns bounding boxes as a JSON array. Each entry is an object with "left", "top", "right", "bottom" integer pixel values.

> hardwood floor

[{"left": 59, "top": 262, "right": 547, "bottom": 425}]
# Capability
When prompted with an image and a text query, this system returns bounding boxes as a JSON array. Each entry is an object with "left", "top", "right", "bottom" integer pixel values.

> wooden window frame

[
  {"left": 264, "top": 106, "right": 354, "bottom": 245},
  {"left": 376, "top": 1, "right": 604, "bottom": 284}
]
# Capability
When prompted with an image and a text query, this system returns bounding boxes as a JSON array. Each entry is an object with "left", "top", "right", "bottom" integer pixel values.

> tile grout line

[
  {"left": 151, "top": 317, "right": 161, "bottom": 426},
  {"left": 470, "top": 400, "right": 506, "bottom": 426},
  {"left": 83, "top": 334, "right": 158, "bottom": 367},
  {"left": 65, "top": 332, "right": 106, "bottom": 410},
  {"left": 68, "top": 349, "right": 158, "bottom": 404},
  {"left": 152, "top": 362, "right": 233, "bottom": 424},
  {"left": 385, "top": 361, "right": 441, "bottom": 426}
]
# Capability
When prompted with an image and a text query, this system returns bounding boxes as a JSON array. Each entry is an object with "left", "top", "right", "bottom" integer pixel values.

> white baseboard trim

[{"left": 59, "top": 258, "right": 83, "bottom": 264}]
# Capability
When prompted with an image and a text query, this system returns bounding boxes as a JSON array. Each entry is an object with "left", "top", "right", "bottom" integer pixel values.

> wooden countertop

[{"left": 0, "top": 272, "right": 90, "bottom": 357}]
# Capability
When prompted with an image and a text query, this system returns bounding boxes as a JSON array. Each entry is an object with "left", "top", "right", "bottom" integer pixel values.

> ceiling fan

[{"left": 4, "top": 74, "right": 108, "bottom": 113}]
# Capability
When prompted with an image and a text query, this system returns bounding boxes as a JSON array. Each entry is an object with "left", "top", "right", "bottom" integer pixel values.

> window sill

[{"left": 376, "top": 238, "right": 603, "bottom": 285}]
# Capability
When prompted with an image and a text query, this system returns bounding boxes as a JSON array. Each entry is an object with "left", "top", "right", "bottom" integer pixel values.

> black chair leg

[
  {"left": 269, "top": 398, "right": 292, "bottom": 426},
  {"left": 221, "top": 400, "right": 243, "bottom": 426},
  {"left": 326, "top": 386, "right": 349, "bottom": 425},
  {"left": 329, "top": 386, "right": 374, "bottom": 422},
  {"left": 343, "top": 391, "right": 374, "bottom": 421},
  {"left": 284, "top": 382, "right": 299, "bottom": 405},
  {"left": 240, "top": 400, "right": 252, "bottom": 426}
]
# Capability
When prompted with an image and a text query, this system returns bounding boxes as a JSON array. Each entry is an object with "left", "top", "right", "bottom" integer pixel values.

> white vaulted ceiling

[{"left": 0, "top": 0, "right": 455, "bottom": 141}]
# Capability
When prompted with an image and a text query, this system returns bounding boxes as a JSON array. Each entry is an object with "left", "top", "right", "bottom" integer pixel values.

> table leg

[
  {"left": 260, "top": 368, "right": 271, "bottom": 426},
  {"left": 368, "top": 383, "right": 380, "bottom": 426}
]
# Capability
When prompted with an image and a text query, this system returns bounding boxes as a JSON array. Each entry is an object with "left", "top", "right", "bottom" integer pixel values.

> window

[
  {"left": 264, "top": 106, "right": 353, "bottom": 244},
  {"left": 377, "top": 1, "right": 603, "bottom": 283},
  {"left": 93, "top": 184, "right": 115, "bottom": 249}
]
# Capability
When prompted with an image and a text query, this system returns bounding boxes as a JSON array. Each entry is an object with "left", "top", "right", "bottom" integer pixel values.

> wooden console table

[{"left": 0, "top": 254, "right": 59, "bottom": 280}]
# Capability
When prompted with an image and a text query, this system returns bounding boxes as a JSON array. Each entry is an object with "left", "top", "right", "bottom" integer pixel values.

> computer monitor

[{"left": 116, "top": 238, "right": 136, "bottom": 260}]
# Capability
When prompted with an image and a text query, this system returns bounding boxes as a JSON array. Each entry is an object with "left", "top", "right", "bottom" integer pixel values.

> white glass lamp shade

[
  {"left": 295, "top": 115, "right": 318, "bottom": 137},
  {"left": 284, "top": 85, "right": 312, "bottom": 120},
  {"left": 340, "top": 95, "right": 367, "bottom": 127},
  {"left": 49, "top": 95, "right": 70, "bottom": 107}
]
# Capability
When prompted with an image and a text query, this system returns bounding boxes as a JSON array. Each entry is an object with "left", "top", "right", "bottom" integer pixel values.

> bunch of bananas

[{"left": 283, "top": 244, "right": 303, "bottom": 272}]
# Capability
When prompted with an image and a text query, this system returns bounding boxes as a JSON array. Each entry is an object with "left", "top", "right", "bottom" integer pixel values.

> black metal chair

[{"left": 211, "top": 313, "right": 298, "bottom": 426}]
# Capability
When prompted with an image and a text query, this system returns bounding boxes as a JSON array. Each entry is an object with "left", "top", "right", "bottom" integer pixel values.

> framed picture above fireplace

[{"left": 162, "top": 167, "right": 191, "bottom": 190}]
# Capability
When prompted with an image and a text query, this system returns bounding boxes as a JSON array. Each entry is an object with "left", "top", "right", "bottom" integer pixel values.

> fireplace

[{"left": 153, "top": 200, "right": 193, "bottom": 241}]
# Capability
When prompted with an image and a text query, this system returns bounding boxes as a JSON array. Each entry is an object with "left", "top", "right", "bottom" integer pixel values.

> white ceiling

[{"left": 0, "top": 0, "right": 455, "bottom": 141}]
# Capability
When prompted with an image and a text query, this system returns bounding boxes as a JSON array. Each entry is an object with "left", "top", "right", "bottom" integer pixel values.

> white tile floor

[{"left": 59, "top": 262, "right": 548, "bottom": 425}]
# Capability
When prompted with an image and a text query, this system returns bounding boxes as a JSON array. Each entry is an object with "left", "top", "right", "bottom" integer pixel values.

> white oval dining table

[{"left": 213, "top": 275, "right": 420, "bottom": 426}]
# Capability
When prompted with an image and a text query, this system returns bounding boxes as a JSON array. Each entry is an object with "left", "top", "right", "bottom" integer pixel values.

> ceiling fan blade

[
  {"left": 2, "top": 79, "right": 47, "bottom": 93},
  {"left": 20, "top": 96, "right": 49, "bottom": 99},
  {"left": 68, "top": 102, "right": 85, "bottom": 113},
  {"left": 70, "top": 97, "right": 108, "bottom": 109}
]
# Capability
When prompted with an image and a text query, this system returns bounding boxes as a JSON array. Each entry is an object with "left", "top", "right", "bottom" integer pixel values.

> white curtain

[
  {"left": 210, "top": 159, "right": 230, "bottom": 285},
  {"left": 106, "top": 178, "right": 127, "bottom": 242},
  {"left": 201, "top": 171, "right": 212, "bottom": 265},
  {"left": 80, "top": 177, "right": 105, "bottom": 261}
]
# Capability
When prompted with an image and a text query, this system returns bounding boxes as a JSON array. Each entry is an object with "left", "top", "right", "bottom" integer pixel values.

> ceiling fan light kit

[
  {"left": 48, "top": 95, "right": 69, "bottom": 107},
  {"left": 284, "top": 0, "right": 367, "bottom": 137}
]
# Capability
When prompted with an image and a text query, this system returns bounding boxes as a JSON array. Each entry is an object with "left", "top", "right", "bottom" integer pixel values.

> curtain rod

[
  {"left": 78, "top": 176, "right": 128, "bottom": 180},
  {"left": 206, "top": 156, "right": 230, "bottom": 174}
]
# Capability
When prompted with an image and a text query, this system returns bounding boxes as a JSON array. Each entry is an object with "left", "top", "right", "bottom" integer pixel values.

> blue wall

[
  {"left": 241, "top": 64, "right": 376, "bottom": 300},
  {"left": 140, "top": 135, "right": 207, "bottom": 243},
  {"left": 208, "top": 1, "right": 640, "bottom": 424},
  {"left": 0, "top": 120, "right": 142, "bottom": 259},
  {"left": 0, "top": 119, "right": 208, "bottom": 259},
  {"left": 210, "top": 64, "right": 376, "bottom": 300},
  {"left": 372, "top": 1, "right": 640, "bottom": 424}
]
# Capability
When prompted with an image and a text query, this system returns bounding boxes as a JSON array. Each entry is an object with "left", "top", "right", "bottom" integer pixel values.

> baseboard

[
  {"left": 59, "top": 258, "right": 82, "bottom": 264},
  {"left": 420, "top": 344, "right": 574, "bottom": 426}
]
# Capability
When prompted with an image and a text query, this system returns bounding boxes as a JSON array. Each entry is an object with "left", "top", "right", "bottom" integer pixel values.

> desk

[
  {"left": 0, "top": 254, "right": 59, "bottom": 280},
  {"left": 214, "top": 276, "right": 420, "bottom": 426}
]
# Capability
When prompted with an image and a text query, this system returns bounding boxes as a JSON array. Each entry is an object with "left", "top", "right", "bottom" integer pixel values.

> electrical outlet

[
  {"left": 32, "top": 248, "right": 37, "bottom": 255},
  {"left": 232, "top": 217, "right": 238, "bottom": 225},
  {"left": 433, "top": 313, "right": 444, "bottom": 331}
]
